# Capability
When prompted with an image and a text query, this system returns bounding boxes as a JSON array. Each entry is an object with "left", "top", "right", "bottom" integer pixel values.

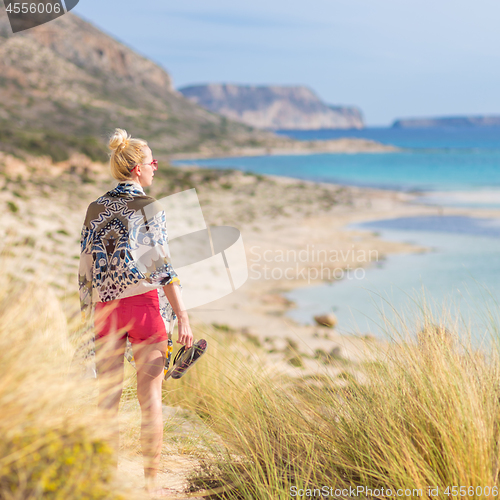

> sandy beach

[
  {"left": 4, "top": 150, "right": 500, "bottom": 497},
  {"left": 2, "top": 150, "right": 499, "bottom": 375},
  {"left": 169, "top": 137, "right": 399, "bottom": 160},
  {"left": 185, "top": 171, "right": 500, "bottom": 372}
]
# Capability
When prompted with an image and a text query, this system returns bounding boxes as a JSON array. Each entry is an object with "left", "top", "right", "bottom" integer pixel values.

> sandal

[{"left": 164, "top": 339, "right": 207, "bottom": 380}]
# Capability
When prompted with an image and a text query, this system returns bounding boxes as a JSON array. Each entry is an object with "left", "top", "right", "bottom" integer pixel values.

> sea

[{"left": 173, "top": 127, "right": 500, "bottom": 344}]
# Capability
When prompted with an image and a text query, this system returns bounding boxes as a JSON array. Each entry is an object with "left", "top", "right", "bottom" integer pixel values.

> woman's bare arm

[{"left": 162, "top": 282, "right": 193, "bottom": 348}]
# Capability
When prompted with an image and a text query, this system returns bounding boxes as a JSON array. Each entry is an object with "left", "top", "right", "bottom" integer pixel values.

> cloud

[{"left": 163, "top": 9, "right": 317, "bottom": 29}]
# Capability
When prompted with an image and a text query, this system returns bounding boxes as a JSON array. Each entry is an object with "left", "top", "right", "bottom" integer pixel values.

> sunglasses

[{"left": 129, "top": 159, "right": 158, "bottom": 172}]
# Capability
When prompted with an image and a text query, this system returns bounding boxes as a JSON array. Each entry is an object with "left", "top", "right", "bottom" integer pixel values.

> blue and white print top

[{"left": 78, "top": 181, "right": 180, "bottom": 333}]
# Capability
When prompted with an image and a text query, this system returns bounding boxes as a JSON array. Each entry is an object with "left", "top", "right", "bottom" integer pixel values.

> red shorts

[{"left": 94, "top": 290, "right": 168, "bottom": 344}]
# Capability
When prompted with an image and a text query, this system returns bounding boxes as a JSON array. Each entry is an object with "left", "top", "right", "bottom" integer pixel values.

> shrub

[
  {"left": 7, "top": 201, "right": 19, "bottom": 213},
  {"left": 0, "top": 427, "right": 119, "bottom": 500}
]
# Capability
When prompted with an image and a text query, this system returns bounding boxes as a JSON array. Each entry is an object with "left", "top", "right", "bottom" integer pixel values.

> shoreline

[
  {"left": 169, "top": 137, "right": 400, "bottom": 161},
  {"left": 186, "top": 171, "right": 500, "bottom": 372},
  {"left": 2, "top": 151, "right": 500, "bottom": 375}
]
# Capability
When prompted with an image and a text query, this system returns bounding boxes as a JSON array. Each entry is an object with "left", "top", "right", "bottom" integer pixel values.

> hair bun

[{"left": 108, "top": 128, "right": 130, "bottom": 152}]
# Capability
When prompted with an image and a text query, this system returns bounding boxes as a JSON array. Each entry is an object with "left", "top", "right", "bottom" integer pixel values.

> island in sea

[{"left": 392, "top": 114, "right": 500, "bottom": 128}]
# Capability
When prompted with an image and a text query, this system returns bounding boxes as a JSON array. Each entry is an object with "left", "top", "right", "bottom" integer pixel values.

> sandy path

[{"left": 114, "top": 404, "right": 208, "bottom": 499}]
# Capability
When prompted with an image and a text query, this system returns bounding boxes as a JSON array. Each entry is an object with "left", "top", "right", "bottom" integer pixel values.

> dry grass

[
  {"left": 2, "top": 237, "right": 500, "bottom": 499},
  {"left": 0, "top": 254, "right": 130, "bottom": 499},
  {"left": 177, "top": 302, "right": 500, "bottom": 499}
]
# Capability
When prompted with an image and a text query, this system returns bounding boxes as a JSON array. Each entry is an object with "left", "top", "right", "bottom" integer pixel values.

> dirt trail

[
  {"left": 117, "top": 452, "right": 203, "bottom": 499},
  {"left": 114, "top": 404, "right": 208, "bottom": 499}
]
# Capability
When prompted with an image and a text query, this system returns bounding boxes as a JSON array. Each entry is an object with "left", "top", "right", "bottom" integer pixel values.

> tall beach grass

[
  {"left": 175, "top": 300, "right": 500, "bottom": 499},
  {"left": 0, "top": 255, "right": 127, "bottom": 499},
  {"left": 2, "top": 234, "right": 499, "bottom": 499}
]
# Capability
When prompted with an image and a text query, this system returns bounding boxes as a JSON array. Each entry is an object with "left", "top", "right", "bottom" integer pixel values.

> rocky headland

[{"left": 179, "top": 83, "right": 364, "bottom": 130}]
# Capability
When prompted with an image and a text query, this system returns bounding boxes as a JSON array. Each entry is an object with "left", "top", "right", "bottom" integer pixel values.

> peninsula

[{"left": 179, "top": 84, "right": 364, "bottom": 131}]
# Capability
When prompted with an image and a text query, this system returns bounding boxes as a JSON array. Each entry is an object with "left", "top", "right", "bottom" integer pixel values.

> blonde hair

[{"left": 108, "top": 128, "right": 148, "bottom": 181}]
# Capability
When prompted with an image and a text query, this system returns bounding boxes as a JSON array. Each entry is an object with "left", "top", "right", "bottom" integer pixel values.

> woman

[{"left": 79, "top": 128, "right": 193, "bottom": 496}]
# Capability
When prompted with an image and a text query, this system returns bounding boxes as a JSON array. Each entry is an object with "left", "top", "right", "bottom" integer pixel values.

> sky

[{"left": 73, "top": 0, "right": 500, "bottom": 126}]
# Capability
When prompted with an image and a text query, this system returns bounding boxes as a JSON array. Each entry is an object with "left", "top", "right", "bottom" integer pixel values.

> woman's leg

[
  {"left": 95, "top": 333, "right": 127, "bottom": 456},
  {"left": 132, "top": 340, "right": 168, "bottom": 491}
]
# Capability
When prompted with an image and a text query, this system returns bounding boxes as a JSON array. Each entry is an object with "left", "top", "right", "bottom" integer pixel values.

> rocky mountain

[
  {"left": 0, "top": 12, "right": 277, "bottom": 161},
  {"left": 178, "top": 84, "right": 364, "bottom": 130},
  {"left": 392, "top": 115, "right": 500, "bottom": 128}
]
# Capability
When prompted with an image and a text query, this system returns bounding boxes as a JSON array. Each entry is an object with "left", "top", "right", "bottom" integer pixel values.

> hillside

[
  {"left": 178, "top": 84, "right": 364, "bottom": 130},
  {"left": 392, "top": 115, "right": 500, "bottom": 128},
  {"left": 0, "top": 11, "right": 280, "bottom": 161}
]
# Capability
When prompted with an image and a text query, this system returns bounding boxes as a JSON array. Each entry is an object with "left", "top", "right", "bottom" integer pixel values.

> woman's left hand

[{"left": 177, "top": 313, "right": 193, "bottom": 349}]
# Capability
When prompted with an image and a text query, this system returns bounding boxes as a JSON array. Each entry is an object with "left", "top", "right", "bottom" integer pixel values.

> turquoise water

[
  {"left": 274, "top": 126, "right": 500, "bottom": 150},
  {"left": 174, "top": 127, "right": 500, "bottom": 196},
  {"left": 174, "top": 127, "right": 500, "bottom": 342},
  {"left": 285, "top": 219, "right": 500, "bottom": 343},
  {"left": 177, "top": 150, "right": 500, "bottom": 193}
]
